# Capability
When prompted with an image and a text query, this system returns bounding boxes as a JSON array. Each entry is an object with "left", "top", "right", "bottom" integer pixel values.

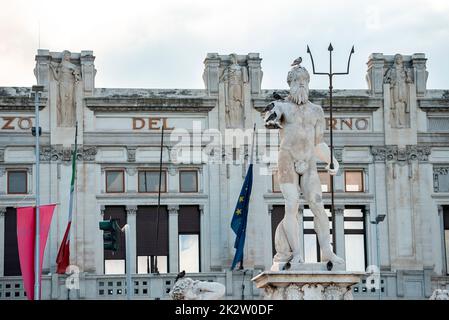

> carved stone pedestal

[{"left": 252, "top": 270, "right": 364, "bottom": 300}]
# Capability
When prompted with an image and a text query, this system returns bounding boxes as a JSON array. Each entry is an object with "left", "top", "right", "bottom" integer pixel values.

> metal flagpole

[
  {"left": 307, "top": 44, "right": 354, "bottom": 253},
  {"left": 32, "top": 84, "right": 44, "bottom": 300},
  {"left": 239, "top": 123, "right": 256, "bottom": 270},
  {"left": 154, "top": 125, "right": 164, "bottom": 274}
]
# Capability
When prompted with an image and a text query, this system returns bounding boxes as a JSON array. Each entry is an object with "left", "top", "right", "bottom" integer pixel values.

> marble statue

[
  {"left": 169, "top": 277, "right": 226, "bottom": 300},
  {"left": 50, "top": 50, "right": 81, "bottom": 127},
  {"left": 264, "top": 59, "right": 344, "bottom": 269},
  {"left": 429, "top": 289, "right": 449, "bottom": 300},
  {"left": 384, "top": 54, "right": 413, "bottom": 128},
  {"left": 220, "top": 53, "right": 248, "bottom": 128}
]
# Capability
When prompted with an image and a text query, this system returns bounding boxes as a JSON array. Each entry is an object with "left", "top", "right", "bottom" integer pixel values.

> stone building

[{"left": 0, "top": 49, "right": 448, "bottom": 299}]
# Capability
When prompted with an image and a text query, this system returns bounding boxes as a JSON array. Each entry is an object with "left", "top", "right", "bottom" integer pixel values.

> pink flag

[{"left": 16, "top": 204, "right": 56, "bottom": 300}]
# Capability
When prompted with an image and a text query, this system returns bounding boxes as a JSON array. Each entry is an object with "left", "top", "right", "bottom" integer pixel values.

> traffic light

[{"left": 99, "top": 219, "right": 120, "bottom": 251}]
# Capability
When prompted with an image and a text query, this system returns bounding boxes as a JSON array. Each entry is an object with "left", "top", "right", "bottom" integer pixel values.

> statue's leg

[
  {"left": 301, "top": 164, "right": 344, "bottom": 265},
  {"left": 277, "top": 149, "right": 303, "bottom": 263}
]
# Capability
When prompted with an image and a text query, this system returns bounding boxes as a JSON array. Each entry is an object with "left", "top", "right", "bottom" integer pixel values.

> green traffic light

[{"left": 99, "top": 219, "right": 120, "bottom": 252}]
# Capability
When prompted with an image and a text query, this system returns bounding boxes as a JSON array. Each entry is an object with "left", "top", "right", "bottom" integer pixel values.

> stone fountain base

[{"left": 252, "top": 269, "right": 364, "bottom": 300}]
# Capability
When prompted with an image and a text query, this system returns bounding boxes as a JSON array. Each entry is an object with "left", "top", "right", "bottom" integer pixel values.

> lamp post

[
  {"left": 306, "top": 44, "right": 354, "bottom": 252},
  {"left": 31, "top": 85, "right": 44, "bottom": 300},
  {"left": 370, "top": 213, "right": 385, "bottom": 300}
]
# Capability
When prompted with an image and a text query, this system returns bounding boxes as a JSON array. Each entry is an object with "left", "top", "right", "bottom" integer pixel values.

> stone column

[
  {"left": 334, "top": 206, "right": 345, "bottom": 262},
  {"left": 0, "top": 207, "right": 6, "bottom": 276},
  {"left": 168, "top": 205, "right": 179, "bottom": 273},
  {"left": 125, "top": 205, "right": 137, "bottom": 274},
  {"left": 126, "top": 168, "right": 137, "bottom": 193},
  {"left": 438, "top": 205, "right": 446, "bottom": 275},
  {"left": 199, "top": 205, "right": 207, "bottom": 272}
]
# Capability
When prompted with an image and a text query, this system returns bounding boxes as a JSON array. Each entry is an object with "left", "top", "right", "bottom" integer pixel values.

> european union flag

[{"left": 230, "top": 164, "right": 253, "bottom": 270}]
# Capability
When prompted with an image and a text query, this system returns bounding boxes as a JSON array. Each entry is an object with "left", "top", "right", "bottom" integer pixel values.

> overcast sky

[{"left": 1, "top": 0, "right": 448, "bottom": 90}]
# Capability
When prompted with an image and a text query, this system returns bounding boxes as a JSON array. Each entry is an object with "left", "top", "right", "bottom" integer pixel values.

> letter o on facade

[{"left": 18, "top": 117, "right": 32, "bottom": 130}]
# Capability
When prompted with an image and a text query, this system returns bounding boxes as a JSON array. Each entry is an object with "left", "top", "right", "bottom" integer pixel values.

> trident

[{"left": 306, "top": 43, "right": 354, "bottom": 254}]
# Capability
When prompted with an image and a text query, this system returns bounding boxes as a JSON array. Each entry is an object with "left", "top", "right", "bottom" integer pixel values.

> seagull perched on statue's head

[{"left": 291, "top": 57, "right": 302, "bottom": 67}]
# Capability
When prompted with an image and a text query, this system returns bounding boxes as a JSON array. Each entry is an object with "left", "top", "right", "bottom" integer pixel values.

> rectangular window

[
  {"left": 7, "top": 170, "right": 27, "bottom": 194},
  {"left": 345, "top": 171, "right": 364, "bottom": 192},
  {"left": 136, "top": 206, "right": 168, "bottom": 274},
  {"left": 105, "top": 170, "right": 125, "bottom": 193},
  {"left": 443, "top": 206, "right": 449, "bottom": 274},
  {"left": 272, "top": 171, "right": 281, "bottom": 193},
  {"left": 138, "top": 170, "right": 166, "bottom": 193},
  {"left": 179, "top": 171, "right": 198, "bottom": 193},
  {"left": 4, "top": 207, "right": 21, "bottom": 276},
  {"left": 344, "top": 208, "right": 366, "bottom": 272},
  {"left": 178, "top": 205, "right": 201, "bottom": 272},
  {"left": 434, "top": 168, "right": 449, "bottom": 193},
  {"left": 103, "top": 206, "right": 127, "bottom": 274},
  {"left": 318, "top": 171, "right": 331, "bottom": 193}
]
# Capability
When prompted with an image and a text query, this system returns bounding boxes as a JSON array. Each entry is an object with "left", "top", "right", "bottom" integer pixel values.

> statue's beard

[{"left": 288, "top": 85, "right": 309, "bottom": 105}]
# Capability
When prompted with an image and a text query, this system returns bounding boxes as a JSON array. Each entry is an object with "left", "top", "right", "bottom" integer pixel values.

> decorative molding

[
  {"left": 433, "top": 166, "right": 449, "bottom": 193},
  {"left": 125, "top": 205, "right": 137, "bottom": 215},
  {"left": 0, "top": 148, "right": 4, "bottom": 162},
  {"left": 126, "top": 167, "right": 137, "bottom": 176},
  {"left": 126, "top": 147, "right": 136, "bottom": 162},
  {"left": 198, "top": 205, "right": 204, "bottom": 215},
  {"left": 0, "top": 167, "right": 5, "bottom": 177},
  {"left": 371, "top": 145, "right": 431, "bottom": 162},
  {"left": 334, "top": 206, "right": 345, "bottom": 216},
  {"left": 0, "top": 206, "right": 6, "bottom": 217},
  {"left": 39, "top": 145, "right": 97, "bottom": 162},
  {"left": 168, "top": 166, "right": 178, "bottom": 176},
  {"left": 167, "top": 205, "right": 179, "bottom": 215}
]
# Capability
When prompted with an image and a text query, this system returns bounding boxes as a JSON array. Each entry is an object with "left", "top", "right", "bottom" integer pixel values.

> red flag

[
  {"left": 16, "top": 204, "right": 56, "bottom": 300},
  {"left": 56, "top": 221, "right": 71, "bottom": 274}
]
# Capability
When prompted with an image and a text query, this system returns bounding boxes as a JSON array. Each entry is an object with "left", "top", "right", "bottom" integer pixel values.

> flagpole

[
  {"left": 154, "top": 125, "right": 164, "bottom": 274},
  {"left": 240, "top": 124, "right": 256, "bottom": 270},
  {"left": 32, "top": 85, "right": 43, "bottom": 300}
]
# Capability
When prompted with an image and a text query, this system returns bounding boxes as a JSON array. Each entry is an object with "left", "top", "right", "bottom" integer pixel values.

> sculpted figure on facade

[
  {"left": 169, "top": 275, "right": 225, "bottom": 300},
  {"left": 50, "top": 50, "right": 81, "bottom": 127},
  {"left": 263, "top": 58, "right": 344, "bottom": 269},
  {"left": 220, "top": 53, "right": 248, "bottom": 128},
  {"left": 384, "top": 54, "right": 413, "bottom": 128}
]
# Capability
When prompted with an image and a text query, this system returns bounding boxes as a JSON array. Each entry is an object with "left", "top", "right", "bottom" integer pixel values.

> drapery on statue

[
  {"left": 264, "top": 58, "right": 344, "bottom": 269},
  {"left": 50, "top": 50, "right": 81, "bottom": 127},
  {"left": 169, "top": 271, "right": 226, "bottom": 300},
  {"left": 220, "top": 53, "right": 248, "bottom": 128},
  {"left": 384, "top": 54, "right": 413, "bottom": 128}
]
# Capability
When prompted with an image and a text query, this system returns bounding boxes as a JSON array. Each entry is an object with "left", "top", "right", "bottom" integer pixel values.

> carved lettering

[
  {"left": 18, "top": 117, "right": 32, "bottom": 130},
  {"left": 341, "top": 118, "right": 353, "bottom": 130},
  {"left": 1, "top": 117, "right": 15, "bottom": 130},
  {"left": 162, "top": 118, "right": 175, "bottom": 130},
  {"left": 355, "top": 118, "right": 368, "bottom": 130},
  {"left": 132, "top": 117, "right": 145, "bottom": 130},
  {"left": 149, "top": 117, "right": 161, "bottom": 130}
]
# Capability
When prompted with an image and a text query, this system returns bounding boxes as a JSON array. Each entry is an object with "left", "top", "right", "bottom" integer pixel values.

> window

[
  {"left": 304, "top": 207, "right": 333, "bottom": 263},
  {"left": 318, "top": 171, "right": 331, "bottom": 193},
  {"left": 138, "top": 170, "right": 166, "bottom": 193},
  {"left": 4, "top": 207, "right": 21, "bottom": 276},
  {"left": 272, "top": 171, "right": 281, "bottom": 193},
  {"left": 344, "top": 208, "right": 366, "bottom": 272},
  {"left": 136, "top": 206, "right": 168, "bottom": 274},
  {"left": 178, "top": 205, "right": 201, "bottom": 272},
  {"left": 179, "top": 171, "right": 198, "bottom": 193},
  {"left": 7, "top": 170, "right": 27, "bottom": 194},
  {"left": 103, "top": 206, "right": 127, "bottom": 274},
  {"left": 345, "top": 171, "right": 364, "bottom": 192},
  {"left": 443, "top": 206, "right": 449, "bottom": 274},
  {"left": 106, "top": 170, "right": 124, "bottom": 193}
]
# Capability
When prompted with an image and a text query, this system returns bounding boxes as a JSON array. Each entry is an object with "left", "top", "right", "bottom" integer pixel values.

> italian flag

[{"left": 56, "top": 124, "right": 77, "bottom": 274}]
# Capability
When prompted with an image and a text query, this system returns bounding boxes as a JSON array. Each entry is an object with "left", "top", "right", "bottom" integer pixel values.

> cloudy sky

[{"left": 1, "top": 0, "right": 448, "bottom": 90}]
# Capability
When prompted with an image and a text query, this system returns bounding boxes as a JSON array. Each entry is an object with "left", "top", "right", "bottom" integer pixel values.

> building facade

[{"left": 0, "top": 49, "right": 448, "bottom": 299}]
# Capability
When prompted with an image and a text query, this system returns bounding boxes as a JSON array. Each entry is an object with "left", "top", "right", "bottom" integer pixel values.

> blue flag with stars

[{"left": 230, "top": 163, "right": 253, "bottom": 270}]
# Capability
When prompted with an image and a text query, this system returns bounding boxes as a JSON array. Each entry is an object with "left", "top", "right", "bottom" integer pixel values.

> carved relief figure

[
  {"left": 50, "top": 50, "right": 81, "bottom": 127},
  {"left": 264, "top": 60, "right": 344, "bottom": 269},
  {"left": 384, "top": 54, "right": 413, "bottom": 128},
  {"left": 220, "top": 53, "right": 248, "bottom": 128},
  {"left": 169, "top": 277, "right": 226, "bottom": 300}
]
